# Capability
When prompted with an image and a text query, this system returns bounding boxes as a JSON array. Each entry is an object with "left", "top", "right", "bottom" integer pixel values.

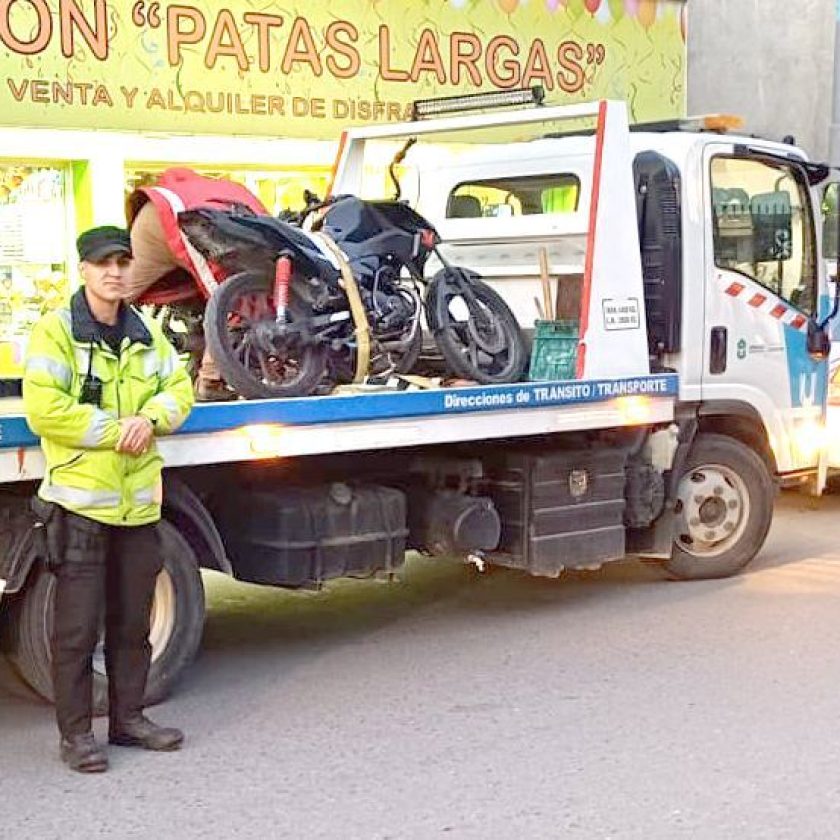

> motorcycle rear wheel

[{"left": 205, "top": 271, "right": 327, "bottom": 399}]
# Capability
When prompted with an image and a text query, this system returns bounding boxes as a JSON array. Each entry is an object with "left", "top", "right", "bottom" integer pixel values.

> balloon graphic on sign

[
  {"left": 498, "top": 0, "right": 519, "bottom": 12},
  {"left": 680, "top": 3, "right": 687, "bottom": 41},
  {"left": 607, "top": 0, "right": 624, "bottom": 20},
  {"left": 565, "top": 0, "right": 585, "bottom": 18},
  {"left": 546, "top": 0, "right": 565, "bottom": 10},
  {"left": 584, "top": 0, "right": 602, "bottom": 13},
  {"left": 637, "top": 0, "right": 657, "bottom": 28},
  {"left": 624, "top": 0, "right": 640, "bottom": 16}
]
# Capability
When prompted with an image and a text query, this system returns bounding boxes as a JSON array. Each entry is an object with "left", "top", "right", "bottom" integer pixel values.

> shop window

[
  {"left": 711, "top": 155, "right": 817, "bottom": 315},
  {"left": 125, "top": 166, "right": 331, "bottom": 217},
  {"left": 0, "top": 163, "right": 71, "bottom": 377},
  {"left": 446, "top": 174, "right": 580, "bottom": 219}
]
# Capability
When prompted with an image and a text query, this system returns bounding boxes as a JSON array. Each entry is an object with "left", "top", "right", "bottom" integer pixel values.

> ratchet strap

[{"left": 312, "top": 232, "right": 370, "bottom": 383}]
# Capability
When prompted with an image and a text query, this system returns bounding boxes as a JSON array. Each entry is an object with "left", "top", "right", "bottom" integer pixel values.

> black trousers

[{"left": 51, "top": 512, "right": 162, "bottom": 738}]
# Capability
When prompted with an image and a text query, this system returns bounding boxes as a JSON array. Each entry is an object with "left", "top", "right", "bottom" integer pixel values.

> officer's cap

[{"left": 77, "top": 226, "right": 132, "bottom": 264}]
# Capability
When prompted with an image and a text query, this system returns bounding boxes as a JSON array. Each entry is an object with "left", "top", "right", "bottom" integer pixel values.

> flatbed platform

[{"left": 0, "top": 374, "right": 678, "bottom": 483}]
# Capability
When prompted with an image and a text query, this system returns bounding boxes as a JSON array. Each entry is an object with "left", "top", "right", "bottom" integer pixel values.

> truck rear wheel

[
  {"left": 663, "top": 433, "right": 774, "bottom": 580},
  {"left": 3, "top": 520, "right": 204, "bottom": 714}
]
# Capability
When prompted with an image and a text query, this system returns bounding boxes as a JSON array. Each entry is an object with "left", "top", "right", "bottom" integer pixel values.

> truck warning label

[{"left": 602, "top": 298, "right": 641, "bottom": 331}]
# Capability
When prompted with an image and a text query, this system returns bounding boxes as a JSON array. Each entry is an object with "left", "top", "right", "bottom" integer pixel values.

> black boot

[
  {"left": 109, "top": 715, "right": 184, "bottom": 751},
  {"left": 60, "top": 733, "right": 108, "bottom": 773}
]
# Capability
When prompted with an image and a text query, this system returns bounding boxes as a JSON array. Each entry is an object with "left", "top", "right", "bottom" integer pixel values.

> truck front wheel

[
  {"left": 664, "top": 433, "right": 774, "bottom": 580},
  {"left": 3, "top": 520, "right": 204, "bottom": 713}
]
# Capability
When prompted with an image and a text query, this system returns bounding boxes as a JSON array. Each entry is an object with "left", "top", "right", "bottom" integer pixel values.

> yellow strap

[
  {"left": 313, "top": 233, "right": 370, "bottom": 384},
  {"left": 395, "top": 374, "right": 438, "bottom": 390}
]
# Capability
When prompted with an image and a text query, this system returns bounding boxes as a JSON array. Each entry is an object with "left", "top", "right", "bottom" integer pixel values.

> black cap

[{"left": 77, "top": 226, "right": 132, "bottom": 263}]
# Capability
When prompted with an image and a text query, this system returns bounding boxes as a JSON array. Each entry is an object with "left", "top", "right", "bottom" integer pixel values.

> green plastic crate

[{"left": 528, "top": 319, "right": 579, "bottom": 381}]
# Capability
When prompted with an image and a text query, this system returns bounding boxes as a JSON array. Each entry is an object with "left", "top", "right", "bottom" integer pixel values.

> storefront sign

[{"left": 0, "top": 0, "right": 686, "bottom": 138}]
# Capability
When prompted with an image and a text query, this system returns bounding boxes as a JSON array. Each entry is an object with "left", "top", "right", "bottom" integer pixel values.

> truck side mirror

[
  {"left": 823, "top": 183, "right": 839, "bottom": 260},
  {"left": 807, "top": 318, "right": 831, "bottom": 361}
]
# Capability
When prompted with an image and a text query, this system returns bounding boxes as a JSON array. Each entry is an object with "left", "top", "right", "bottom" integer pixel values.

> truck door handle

[{"left": 709, "top": 326, "right": 728, "bottom": 374}]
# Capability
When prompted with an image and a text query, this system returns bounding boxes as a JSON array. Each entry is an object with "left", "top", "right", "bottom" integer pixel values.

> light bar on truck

[
  {"left": 630, "top": 114, "right": 745, "bottom": 134},
  {"left": 411, "top": 86, "right": 545, "bottom": 121},
  {"left": 690, "top": 114, "right": 745, "bottom": 133}
]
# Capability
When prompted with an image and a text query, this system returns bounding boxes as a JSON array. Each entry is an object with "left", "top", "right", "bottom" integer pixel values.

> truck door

[{"left": 702, "top": 146, "right": 827, "bottom": 474}]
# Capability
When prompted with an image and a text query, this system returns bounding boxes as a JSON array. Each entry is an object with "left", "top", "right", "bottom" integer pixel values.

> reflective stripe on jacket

[
  {"left": 126, "top": 167, "right": 268, "bottom": 287},
  {"left": 22, "top": 289, "right": 195, "bottom": 526}
]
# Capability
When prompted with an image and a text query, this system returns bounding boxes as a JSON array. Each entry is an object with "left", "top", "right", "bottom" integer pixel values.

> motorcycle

[{"left": 160, "top": 194, "right": 527, "bottom": 400}]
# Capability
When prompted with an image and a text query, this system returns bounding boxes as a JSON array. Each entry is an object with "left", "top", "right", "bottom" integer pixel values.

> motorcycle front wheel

[
  {"left": 204, "top": 271, "right": 327, "bottom": 399},
  {"left": 426, "top": 269, "right": 527, "bottom": 385}
]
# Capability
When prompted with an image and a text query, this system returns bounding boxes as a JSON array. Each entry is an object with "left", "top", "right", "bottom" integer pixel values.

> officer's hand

[{"left": 116, "top": 416, "right": 154, "bottom": 455}]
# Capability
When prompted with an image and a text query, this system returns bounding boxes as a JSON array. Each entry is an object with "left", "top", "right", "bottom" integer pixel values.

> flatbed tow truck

[{"left": 0, "top": 93, "right": 832, "bottom": 711}]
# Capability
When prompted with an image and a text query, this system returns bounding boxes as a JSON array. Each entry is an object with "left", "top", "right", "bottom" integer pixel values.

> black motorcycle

[{"left": 179, "top": 195, "right": 527, "bottom": 400}]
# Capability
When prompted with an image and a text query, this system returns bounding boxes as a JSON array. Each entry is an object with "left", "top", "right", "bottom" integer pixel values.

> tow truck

[{"left": 0, "top": 92, "right": 833, "bottom": 712}]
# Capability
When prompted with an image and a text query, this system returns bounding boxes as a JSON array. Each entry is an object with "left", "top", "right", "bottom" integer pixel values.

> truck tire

[
  {"left": 664, "top": 433, "right": 774, "bottom": 580},
  {"left": 3, "top": 521, "right": 204, "bottom": 714}
]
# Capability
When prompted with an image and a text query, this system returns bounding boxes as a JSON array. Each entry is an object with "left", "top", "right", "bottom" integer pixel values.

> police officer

[{"left": 22, "top": 226, "right": 195, "bottom": 773}]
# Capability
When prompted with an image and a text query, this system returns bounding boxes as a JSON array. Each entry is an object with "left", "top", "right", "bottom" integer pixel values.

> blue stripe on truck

[{"left": 0, "top": 374, "right": 679, "bottom": 450}]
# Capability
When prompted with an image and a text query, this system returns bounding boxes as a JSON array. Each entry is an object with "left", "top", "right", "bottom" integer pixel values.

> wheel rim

[
  {"left": 675, "top": 463, "right": 750, "bottom": 558},
  {"left": 441, "top": 289, "right": 516, "bottom": 379},
  {"left": 148, "top": 569, "right": 177, "bottom": 664},
  {"left": 227, "top": 290, "right": 312, "bottom": 391},
  {"left": 91, "top": 569, "right": 176, "bottom": 676}
]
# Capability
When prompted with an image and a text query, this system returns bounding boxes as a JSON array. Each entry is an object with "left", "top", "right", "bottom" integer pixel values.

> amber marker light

[
  {"left": 242, "top": 424, "right": 285, "bottom": 458},
  {"left": 615, "top": 396, "right": 652, "bottom": 425}
]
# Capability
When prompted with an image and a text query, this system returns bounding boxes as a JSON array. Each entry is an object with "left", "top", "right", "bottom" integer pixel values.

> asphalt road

[{"left": 3, "top": 491, "right": 840, "bottom": 840}]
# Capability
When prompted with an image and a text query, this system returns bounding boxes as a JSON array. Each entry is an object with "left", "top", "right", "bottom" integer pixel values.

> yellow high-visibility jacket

[{"left": 22, "top": 289, "right": 194, "bottom": 526}]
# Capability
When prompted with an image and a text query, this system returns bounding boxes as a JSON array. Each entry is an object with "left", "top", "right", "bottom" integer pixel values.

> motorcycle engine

[
  {"left": 366, "top": 266, "right": 417, "bottom": 333},
  {"left": 372, "top": 289, "right": 416, "bottom": 332}
]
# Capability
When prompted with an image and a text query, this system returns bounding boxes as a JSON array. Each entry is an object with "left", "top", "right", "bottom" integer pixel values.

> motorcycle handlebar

[{"left": 279, "top": 192, "right": 334, "bottom": 227}]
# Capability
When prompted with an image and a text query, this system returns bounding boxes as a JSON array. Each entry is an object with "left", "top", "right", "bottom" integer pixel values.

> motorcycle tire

[
  {"left": 426, "top": 270, "right": 528, "bottom": 385},
  {"left": 205, "top": 271, "right": 327, "bottom": 400}
]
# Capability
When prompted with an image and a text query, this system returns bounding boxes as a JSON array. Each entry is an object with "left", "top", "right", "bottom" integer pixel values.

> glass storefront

[{"left": 0, "top": 162, "right": 72, "bottom": 377}]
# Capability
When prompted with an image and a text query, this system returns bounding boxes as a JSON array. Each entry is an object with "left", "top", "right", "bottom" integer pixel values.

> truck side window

[
  {"left": 711, "top": 156, "right": 817, "bottom": 315},
  {"left": 447, "top": 174, "right": 580, "bottom": 219}
]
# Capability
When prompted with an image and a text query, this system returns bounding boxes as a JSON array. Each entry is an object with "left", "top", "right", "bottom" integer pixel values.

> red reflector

[{"left": 420, "top": 229, "right": 436, "bottom": 248}]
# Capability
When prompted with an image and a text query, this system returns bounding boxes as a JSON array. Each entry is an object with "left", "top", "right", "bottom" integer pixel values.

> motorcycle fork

[{"left": 274, "top": 254, "right": 293, "bottom": 324}]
